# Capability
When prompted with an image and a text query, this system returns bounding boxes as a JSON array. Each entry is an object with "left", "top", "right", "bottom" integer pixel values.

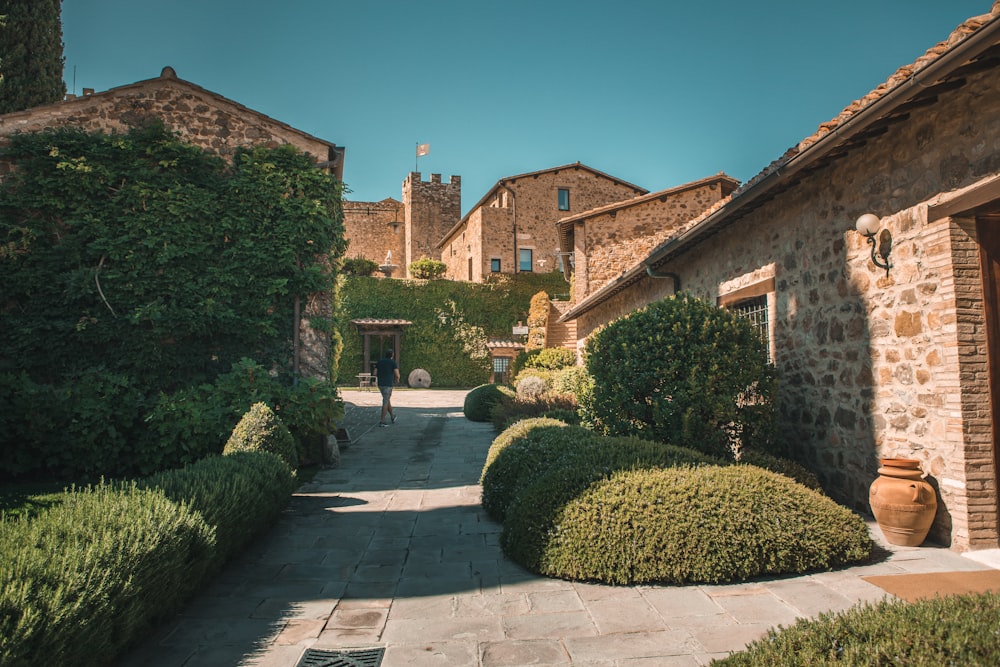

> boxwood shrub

[
  {"left": 713, "top": 592, "right": 1000, "bottom": 666},
  {"left": 481, "top": 421, "right": 588, "bottom": 522},
  {"left": 223, "top": 402, "right": 299, "bottom": 470},
  {"left": 464, "top": 383, "right": 513, "bottom": 422},
  {"left": 507, "top": 464, "right": 872, "bottom": 585},
  {"left": 499, "top": 435, "right": 721, "bottom": 573}
]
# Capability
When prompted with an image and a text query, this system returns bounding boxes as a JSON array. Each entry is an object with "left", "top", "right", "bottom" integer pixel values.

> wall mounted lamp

[{"left": 856, "top": 213, "right": 892, "bottom": 277}]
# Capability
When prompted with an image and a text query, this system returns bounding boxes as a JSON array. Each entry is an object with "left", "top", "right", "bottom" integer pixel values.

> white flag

[{"left": 416, "top": 143, "right": 430, "bottom": 157}]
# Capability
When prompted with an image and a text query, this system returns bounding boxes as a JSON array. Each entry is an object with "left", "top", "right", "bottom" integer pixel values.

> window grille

[{"left": 728, "top": 294, "right": 770, "bottom": 362}]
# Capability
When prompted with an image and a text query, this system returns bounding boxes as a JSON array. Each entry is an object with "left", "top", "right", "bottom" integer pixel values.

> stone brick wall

[
  {"left": 404, "top": 172, "right": 461, "bottom": 274},
  {"left": 498, "top": 166, "right": 645, "bottom": 277},
  {"left": 342, "top": 198, "right": 406, "bottom": 275},
  {"left": 572, "top": 178, "right": 734, "bottom": 301},
  {"left": 574, "top": 64, "right": 1000, "bottom": 550},
  {"left": 0, "top": 68, "right": 342, "bottom": 175}
]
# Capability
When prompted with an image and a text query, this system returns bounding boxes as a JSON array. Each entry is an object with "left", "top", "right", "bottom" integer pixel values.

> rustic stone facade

[
  {"left": 440, "top": 163, "right": 647, "bottom": 282},
  {"left": 0, "top": 67, "right": 344, "bottom": 178},
  {"left": 404, "top": 172, "right": 462, "bottom": 272},
  {"left": 344, "top": 173, "right": 461, "bottom": 279},
  {"left": 342, "top": 198, "right": 407, "bottom": 275},
  {"left": 560, "top": 174, "right": 738, "bottom": 302},
  {"left": 563, "top": 10, "right": 1000, "bottom": 550}
]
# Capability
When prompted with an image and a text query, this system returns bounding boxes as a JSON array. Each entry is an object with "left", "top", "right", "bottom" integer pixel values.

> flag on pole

[{"left": 416, "top": 143, "right": 430, "bottom": 157}]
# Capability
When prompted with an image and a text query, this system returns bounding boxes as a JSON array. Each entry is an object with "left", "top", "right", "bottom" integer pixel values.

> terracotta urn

[{"left": 869, "top": 458, "right": 937, "bottom": 546}]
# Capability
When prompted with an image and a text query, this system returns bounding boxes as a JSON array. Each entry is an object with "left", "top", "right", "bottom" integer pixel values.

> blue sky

[{"left": 62, "top": 1, "right": 990, "bottom": 214}]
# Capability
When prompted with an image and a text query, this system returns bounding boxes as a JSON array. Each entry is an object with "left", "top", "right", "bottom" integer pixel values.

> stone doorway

[{"left": 977, "top": 210, "right": 1000, "bottom": 541}]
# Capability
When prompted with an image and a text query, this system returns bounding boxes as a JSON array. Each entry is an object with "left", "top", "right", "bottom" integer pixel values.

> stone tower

[{"left": 403, "top": 172, "right": 461, "bottom": 271}]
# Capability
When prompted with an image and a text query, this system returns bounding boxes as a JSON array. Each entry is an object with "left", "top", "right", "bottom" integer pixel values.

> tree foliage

[
  {"left": 0, "top": 124, "right": 346, "bottom": 478},
  {"left": 578, "top": 293, "right": 776, "bottom": 459},
  {"left": 0, "top": 0, "right": 66, "bottom": 113}
]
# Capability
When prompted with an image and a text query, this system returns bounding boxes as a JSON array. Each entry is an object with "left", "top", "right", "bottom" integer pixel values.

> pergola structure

[{"left": 350, "top": 318, "right": 412, "bottom": 375}]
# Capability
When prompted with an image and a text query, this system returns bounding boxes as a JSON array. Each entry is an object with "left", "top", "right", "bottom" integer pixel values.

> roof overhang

[{"left": 560, "top": 11, "right": 1000, "bottom": 323}]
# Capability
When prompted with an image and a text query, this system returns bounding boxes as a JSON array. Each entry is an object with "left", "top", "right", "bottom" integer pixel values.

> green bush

[
  {"left": 713, "top": 592, "right": 1000, "bottom": 666},
  {"left": 464, "top": 384, "right": 513, "bottom": 422},
  {"left": 489, "top": 392, "right": 580, "bottom": 431},
  {"left": 408, "top": 257, "right": 447, "bottom": 279},
  {"left": 507, "top": 464, "right": 872, "bottom": 585},
  {"left": 550, "top": 365, "right": 591, "bottom": 398},
  {"left": 223, "top": 403, "right": 298, "bottom": 469},
  {"left": 527, "top": 347, "right": 576, "bottom": 370},
  {"left": 500, "top": 436, "right": 721, "bottom": 575},
  {"left": 341, "top": 256, "right": 378, "bottom": 276},
  {"left": 0, "top": 450, "right": 296, "bottom": 666},
  {"left": 579, "top": 293, "right": 777, "bottom": 460},
  {"left": 480, "top": 421, "right": 587, "bottom": 521},
  {"left": 142, "top": 451, "right": 297, "bottom": 568},
  {"left": 0, "top": 483, "right": 215, "bottom": 666},
  {"left": 739, "top": 450, "right": 823, "bottom": 492},
  {"left": 516, "top": 375, "right": 548, "bottom": 399},
  {"left": 0, "top": 125, "right": 347, "bottom": 477}
]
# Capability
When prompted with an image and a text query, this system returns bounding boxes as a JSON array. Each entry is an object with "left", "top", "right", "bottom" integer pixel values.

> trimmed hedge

[
  {"left": 713, "top": 592, "right": 1000, "bottom": 666},
  {"left": 464, "top": 383, "right": 513, "bottom": 422},
  {"left": 0, "top": 450, "right": 296, "bottom": 666},
  {"left": 0, "top": 483, "right": 215, "bottom": 666},
  {"left": 506, "top": 464, "right": 872, "bottom": 585},
  {"left": 223, "top": 402, "right": 299, "bottom": 470},
  {"left": 480, "top": 421, "right": 586, "bottom": 521}
]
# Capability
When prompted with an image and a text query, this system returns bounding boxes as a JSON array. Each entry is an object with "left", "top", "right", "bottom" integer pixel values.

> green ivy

[
  {"left": 336, "top": 272, "right": 568, "bottom": 387},
  {"left": 0, "top": 124, "right": 347, "bottom": 478}
]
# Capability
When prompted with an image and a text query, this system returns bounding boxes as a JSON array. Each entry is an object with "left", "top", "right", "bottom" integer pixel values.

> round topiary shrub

[
  {"left": 480, "top": 421, "right": 589, "bottom": 522},
  {"left": 500, "top": 437, "right": 720, "bottom": 567},
  {"left": 715, "top": 592, "right": 1000, "bottom": 666},
  {"left": 739, "top": 450, "right": 823, "bottom": 492},
  {"left": 527, "top": 347, "right": 577, "bottom": 370},
  {"left": 579, "top": 292, "right": 776, "bottom": 460},
  {"left": 506, "top": 464, "right": 872, "bottom": 585},
  {"left": 516, "top": 375, "right": 548, "bottom": 400},
  {"left": 481, "top": 417, "right": 570, "bottom": 478},
  {"left": 223, "top": 402, "right": 298, "bottom": 470},
  {"left": 463, "top": 384, "right": 513, "bottom": 422}
]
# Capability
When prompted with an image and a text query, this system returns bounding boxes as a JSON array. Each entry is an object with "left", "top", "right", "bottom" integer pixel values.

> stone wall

[
  {"left": 498, "top": 166, "right": 645, "bottom": 277},
  {"left": 573, "top": 177, "right": 734, "bottom": 301},
  {"left": 0, "top": 68, "right": 342, "bottom": 174},
  {"left": 574, "top": 64, "right": 1000, "bottom": 550},
  {"left": 404, "top": 172, "right": 461, "bottom": 273},
  {"left": 342, "top": 198, "right": 406, "bottom": 275}
]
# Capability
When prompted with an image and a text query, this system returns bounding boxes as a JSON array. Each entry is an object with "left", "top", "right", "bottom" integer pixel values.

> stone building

[
  {"left": 438, "top": 163, "right": 647, "bottom": 282},
  {"left": 0, "top": 66, "right": 345, "bottom": 179},
  {"left": 557, "top": 172, "right": 739, "bottom": 303},
  {"left": 342, "top": 172, "right": 462, "bottom": 278},
  {"left": 559, "top": 6, "right": 1000, "bottom": 551},
  {"left": 0, "top": 66, "right": 346, "bottom": 379}
]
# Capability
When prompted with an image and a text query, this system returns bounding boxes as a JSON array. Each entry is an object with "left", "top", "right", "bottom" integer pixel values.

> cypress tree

[{"left": 0, "top": 0, "right": 66, "bottom": 113}]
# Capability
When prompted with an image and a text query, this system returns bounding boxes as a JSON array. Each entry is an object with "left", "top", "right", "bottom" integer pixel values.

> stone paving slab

[{"left": 116, "top": 388, "right": 1000, "bottom": 667}]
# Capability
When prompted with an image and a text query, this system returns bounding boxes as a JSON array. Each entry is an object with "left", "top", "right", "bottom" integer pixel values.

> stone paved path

[{"left": 118, "top": 388, "right": 1000, "bottom": 667}]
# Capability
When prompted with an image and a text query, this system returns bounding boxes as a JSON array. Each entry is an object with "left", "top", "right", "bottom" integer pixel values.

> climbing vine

[{"left": 0, "top": 123, "right": 347, "bottom": 477}]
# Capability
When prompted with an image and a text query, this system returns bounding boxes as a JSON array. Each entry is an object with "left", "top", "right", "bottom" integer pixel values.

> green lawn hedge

[
  {"left": 713, "top": 592, "right": 1000, "bottom": 665},
  {"left": 0, "top": 451, "right": 296, "bottom": 666}
]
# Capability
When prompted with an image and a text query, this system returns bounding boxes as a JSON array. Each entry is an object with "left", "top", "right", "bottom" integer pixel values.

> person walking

[{"left": 375, "top": 350, "right": 400, "bottom": 427}]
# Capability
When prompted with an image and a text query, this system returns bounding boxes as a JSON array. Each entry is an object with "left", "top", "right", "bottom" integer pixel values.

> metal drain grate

[{"left": 297, "top": 647, "right": 385, "bottom": 667}]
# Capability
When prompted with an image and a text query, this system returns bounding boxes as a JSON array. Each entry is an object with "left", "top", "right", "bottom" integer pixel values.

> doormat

[
  {"left": 296, "top": 646, "right": 385, "bottom": 667},
  {"left": 862, "top": 569, "right": 1000, "bottom": 603}
]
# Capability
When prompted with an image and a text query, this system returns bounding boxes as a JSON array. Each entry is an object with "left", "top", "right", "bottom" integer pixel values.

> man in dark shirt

[{"left": 375, "top": 350, "right": 400, "bottom": 426}]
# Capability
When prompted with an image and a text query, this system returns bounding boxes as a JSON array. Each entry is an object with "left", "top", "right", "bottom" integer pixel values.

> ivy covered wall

[{"left": 336, "top": 273, "right": 568, "bottom": 387}]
